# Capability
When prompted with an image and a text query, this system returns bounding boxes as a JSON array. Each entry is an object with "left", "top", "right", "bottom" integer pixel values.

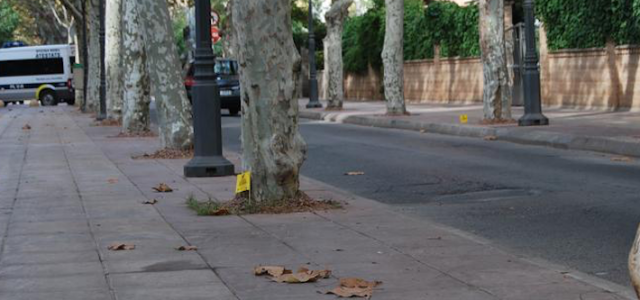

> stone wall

[{"left": 319, "top": 42, "right": 640, "bottom": 110}]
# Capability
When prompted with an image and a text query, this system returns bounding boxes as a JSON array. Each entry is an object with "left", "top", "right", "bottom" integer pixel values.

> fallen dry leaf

[
  {"left": 108, "top": 243, "right": 135, "bottom": 251},
  {"left": 611, "top": 156, "right": 634, "bottom": 162},
  {"left": 143, "top": 199, "right": 158, "bottom": 205},
  {"left": 153, "top": 183, "right": 173, "bottom": 193},
  {"left": 345, "top": 171, "right": 365, "bottom": 176},
  {"left": 484, "top": 135, "right": 498, "bottom": 141},
  {"left": 210, "top": 208, "right": 230, "bottom": 216},
  {"left": 324, "top": 278, "right": 382, "bottom": 299},
  {"left": 254, "top": 266, "right": 290, "bottom": 277},
  {"left": 176, "top": 245, "right": 198, "bottom": 251},
  {"left": 22, "top": 124, "right": 31, "bottom": 130},
  {"left": 272, "top": 268, "right": 331, "bottom": 283},
  {"left": 107, "top": 178, "right": 118, "bottom": 184}
]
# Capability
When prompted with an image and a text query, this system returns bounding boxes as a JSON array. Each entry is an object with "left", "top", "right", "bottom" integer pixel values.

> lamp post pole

[
  {"left": 306, "top": 0, "right": 322, "bottom": 109},
  {"left": 184, "top": 0, "right": 235, "bottom": 178},
  {"left": 518, "top": 0, "right": 548, "bottom": 126},
  {"left": 97, "top": 0, "right": 107, "bottom": 120}
]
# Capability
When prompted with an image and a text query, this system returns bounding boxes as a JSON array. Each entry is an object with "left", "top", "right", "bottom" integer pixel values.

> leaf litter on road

[
  {"left": 22, "top": 124, "right": 31, "bottom": 130},
  {"left": 254, "top": 265, "right": 331, "bottom": 283},
  {"left": 108, "top": 243, "right": 135, "bottom": 251},
  {"left": 153, "top": 183, "right": 173, "bottom": 193},
  {"left": 324, "top": 278, "right": 383, "bottom": 299},
  {"left": 142, "top": 199, "right": 158, "bottom": 205},
  {"left": 611, "top": 156, "right": 634, "bottom": 163}
]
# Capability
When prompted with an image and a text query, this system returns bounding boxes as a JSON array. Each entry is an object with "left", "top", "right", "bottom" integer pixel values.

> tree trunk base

[
  {"left": 186, "top": 191, "right": 343, "bottom": 216},
  {"left": 385, "top": 111, "right": 410, "bottom": 117}
]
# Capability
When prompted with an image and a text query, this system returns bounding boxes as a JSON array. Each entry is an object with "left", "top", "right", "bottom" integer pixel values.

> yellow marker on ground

[
  {"left": 235, "top": 171, "right": 251, "bottom": 194},
  {"left": 459, "top": 114, "right": 469, "bottom": 124}
]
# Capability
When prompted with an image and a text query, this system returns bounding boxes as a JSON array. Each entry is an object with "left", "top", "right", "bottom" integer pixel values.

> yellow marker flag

[
  {"left": 235, "top": 171, "right": 251, "bottom": 194},
  {"left": 459, "top": 114, "right": 469, "bottom": 124}
]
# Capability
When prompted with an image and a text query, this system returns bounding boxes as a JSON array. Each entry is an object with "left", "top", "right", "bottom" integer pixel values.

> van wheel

[
  {"left": 229, "top": 108, "right": 240, "bottom": 116},
  {"left": 39, "top": 90, "right": 58, "bottom": 106},
  {"left": 18, "top": 101, "right": 24, "bottom": 105},
  {"left": 66, "top": 98, "right": 76, "bottom": 106}
]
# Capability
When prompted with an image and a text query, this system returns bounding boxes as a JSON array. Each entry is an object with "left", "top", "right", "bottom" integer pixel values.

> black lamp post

[
  {"left": 306, "top": 0, "right": 322, "bottom": 109},
  {"left": 81, "top": 0, "right": 88, "bottom": 112},
  {"left": 518, "top": 0, "right": 548, "bottom": 126},
  {"left": 184, "top": 0, "right": 234, "bottom": 178},
  {"left": 97, "top": 0, "right": 106, "bottom": 120}
]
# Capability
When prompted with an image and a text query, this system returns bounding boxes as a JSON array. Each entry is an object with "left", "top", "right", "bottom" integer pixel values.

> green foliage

[
  {"left": 291, "top": 0, "right": 326, "bottom": 52},
  {"left": 536, "top": 0, "right": 640, "bottom": 50},
  {"left": 172, "top": 11, "right": 188, "bottom": 57},
  {"left": 0, "top": 1, "right": 20, "bottom": 44},
  {"left": 343, "top": 0, "right": 480, "bottom": 73}
]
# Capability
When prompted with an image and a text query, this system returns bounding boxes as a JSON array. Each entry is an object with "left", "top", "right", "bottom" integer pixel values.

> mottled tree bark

[
  {"left": 479, "top": 0, "right": 512, "bottom": 121},
  {"left": 382, "top": 0, "right": 407, "bottom": 116},
  {"left": 324, "top": 0, "right": 353, "bottom": 110},
  {"left": 630, "top": 224, "right": 640, "bottom": 299},
  {"left": 121, "top": 0, "right": 150, "bottom": 133},
  {"left": 85, "top": 0, "right": 100, "bottom": 113},
  {"left": 105, "top": 0, "right": 123, "bottom": 121},
  {"left": 232, "top": 0, "right": 307, "bottom": 204},
  {"left": 140, "top": 0, "right": 193, "bottom": 150},
  {"left": 222, "top": 0, "right": 236, "bottom": 58}
]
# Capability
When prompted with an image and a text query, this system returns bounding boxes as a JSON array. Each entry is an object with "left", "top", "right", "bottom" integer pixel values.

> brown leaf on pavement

[
  {"left": 108, "top": 243, "right": 135, "bottom": 251},
  {"left": 153, "top": 183, "right": 173, "bottom": 193},
  {"left": 254, "top": 266, "right": 291, "bottom": 277},
  {"left": 176, "top": 245, "right": 198, "bottom": 251},
  {"left": 611, "top": 156, "right": 634, "bottom": 162},
  {"left": 484, "top": 135, "right": 498, "bottom": 141},
  {"left": 107, "top": 178, "right": 118, "bottom": 184},
  {"left": 272, "top": 268, "right": 331, "bottom": 283},
  {"left": 324, "top": 278, "right": 382, "bottom": 299},
  {"left": 210, "top": 208, "right": 230, "bottom": 216},
  {"left": 143, "top": 199, "right": 158, "bottom": 205},
  {"left": 345, "top": 171, "right": 365, "bottom": 176},
  {"left": 22, "top": 124, "right": 31, "bottom": 130}
]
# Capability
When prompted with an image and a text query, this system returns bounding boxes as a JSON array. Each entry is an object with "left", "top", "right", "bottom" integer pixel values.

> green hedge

[
  {"left": 536, "top": 0, "right": 640, "bottom": 50},
  {"left": 343, "top": 0, "right": 480, "bottom": 73}
]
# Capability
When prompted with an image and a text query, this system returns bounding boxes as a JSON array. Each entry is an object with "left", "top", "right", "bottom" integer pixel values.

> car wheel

[
  {"left": 18, "top": 101, "right": 24, "bottom": 105},
  {"left": 229, "top": 108, "right": 240, "bottom": 116},
  {"left": 66, "top": 98, "right": 76, "bottom": 106},
  {"left": 39, "top": 90, "right": 58, "bottom": 106}
]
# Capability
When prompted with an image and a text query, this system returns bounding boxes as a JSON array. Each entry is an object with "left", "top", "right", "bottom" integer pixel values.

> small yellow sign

[
  {"left": 235, "top": 171, "right": 251, "bottom": 194},
  {"left": 459, "top": 114, "right": 469, "bottom": 124}
]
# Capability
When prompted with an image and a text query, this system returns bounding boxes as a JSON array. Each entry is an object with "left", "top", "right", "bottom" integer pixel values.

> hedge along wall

[
  {"left": 342, "top": 0, "right": 480, "bottom": 74},
  {"left": 536, "top": 0, "right": 640, "bottom": 50}
]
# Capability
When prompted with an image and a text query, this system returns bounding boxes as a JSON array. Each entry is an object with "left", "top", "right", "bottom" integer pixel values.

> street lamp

[
  {"left": 306, "top": 0, "right": 322, "bottom": 109},
  {"left": 97, "top": 0, "right": 106, "bottom": 120},
  {"left": 184, "top": 0, "right": 235, "bottom": 178},
  {"left": 518, "top": 0, "right": 548, "bottom": 126}
]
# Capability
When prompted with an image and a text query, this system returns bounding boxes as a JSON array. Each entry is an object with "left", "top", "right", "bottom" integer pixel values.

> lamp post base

[
  {"left": 306, "top": 101, "right": 323, "bottom": 109},
  {"left": 518, "top": 113, "right": 549, "bottom": 127},
  {"left": 184, "top": 156, "right": 235, "bottom": 178}
]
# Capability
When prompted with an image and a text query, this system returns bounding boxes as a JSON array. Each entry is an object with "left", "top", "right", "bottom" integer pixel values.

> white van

[{"left": 0, "top": 44, "right": 75, "bottom": 106}]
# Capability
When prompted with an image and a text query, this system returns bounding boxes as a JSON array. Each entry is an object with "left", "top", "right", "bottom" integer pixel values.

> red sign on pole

[{"left": 211, "top": 26, "right": 221, "bottom": 44}]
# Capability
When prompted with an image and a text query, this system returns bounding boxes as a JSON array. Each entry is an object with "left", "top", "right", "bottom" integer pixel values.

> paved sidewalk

[
  {"left": 300, "top": 100, "right": 640, "bottom": 158},
  {"left": 0, "top": 105, "right": 635, "bottom": 299}
]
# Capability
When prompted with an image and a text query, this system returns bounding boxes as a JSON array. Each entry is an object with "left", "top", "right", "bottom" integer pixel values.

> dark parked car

[{"left": 184, "top": 59, "right": 241, "bottom": 116}]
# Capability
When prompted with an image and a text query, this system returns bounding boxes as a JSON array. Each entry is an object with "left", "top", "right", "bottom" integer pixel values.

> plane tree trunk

[
  {"left": 382, "top": 0, "right": 407, "bottom": 116},
  {"left": 121, "top": 0, "right": 150, "bottom": 133},
  {"left": 479, "top": 0, "right": 512, "bottom": 121},
  {"left": 105, "top": 0, "right": 123, "bottom": 121},
  {"left": 232, "top": 0, "right": 307, "bottom": 205},
  {"left": 324, "top": 0, "right": 353, "bottom": 110},
  {"left": 140, "top": 0, "right": 193, "bottom": 150},
  {"left": 85, "top": 0, "right": 100, "bottom": 113}
]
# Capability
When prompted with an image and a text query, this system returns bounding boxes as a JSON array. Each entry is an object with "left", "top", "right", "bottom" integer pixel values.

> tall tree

[
  {"left": 140, "top": 0, "right": 193, "bottom": 150},
  {"left": 106, "top": 0, "right": 123, "bottom": 121},
  {"left": 382, "top": 0, "right": 406, "bottom": 115},
  {"left": 479, "top": 0, "right": 512, "bottom": 121},
  {"left": 85, "top": 0, "right": 101, "bottom": 113},
  {"left": 232, "top": 0, "right": 307, "bottom": 204},
  {"left": 121, "top": 0, "right": 150, "bottom": 133},
  {"left": 324, "top": 0, "right": 353, "bottom": 110},
  {"left": 0, "top": 2, "right": 20, "bottom": 44}
]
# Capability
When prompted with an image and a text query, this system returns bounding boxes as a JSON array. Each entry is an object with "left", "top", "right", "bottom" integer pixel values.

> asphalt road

[{"left": 221, "top": 116, "right": 640, "bottom": 286}]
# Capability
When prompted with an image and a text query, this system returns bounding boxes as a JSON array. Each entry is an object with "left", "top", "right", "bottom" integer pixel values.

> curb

[{"left": 300, "top": 110, "right": 640, "bottom": 158}]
